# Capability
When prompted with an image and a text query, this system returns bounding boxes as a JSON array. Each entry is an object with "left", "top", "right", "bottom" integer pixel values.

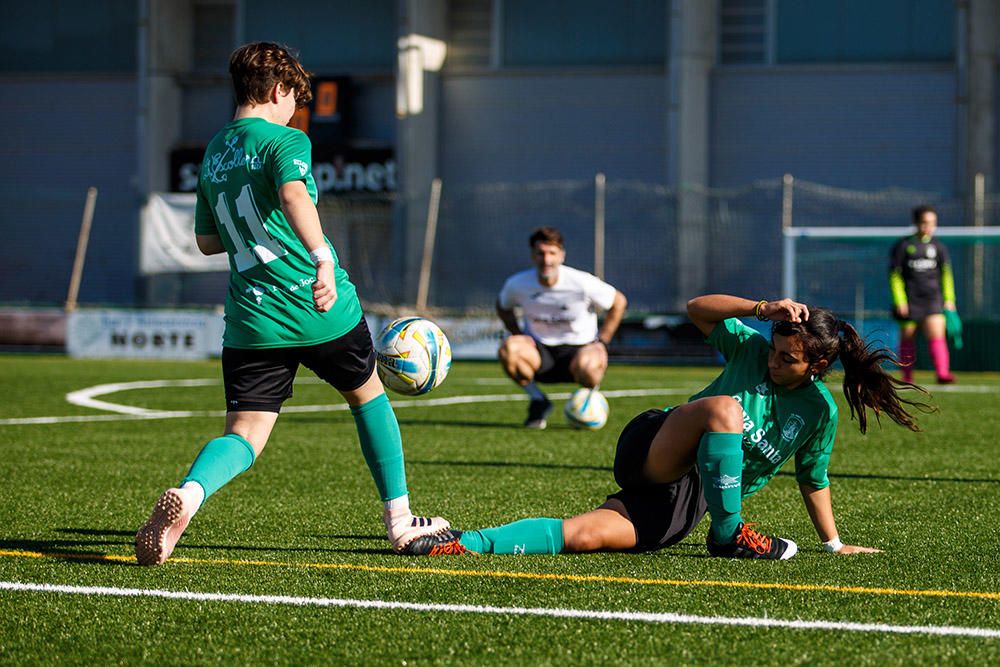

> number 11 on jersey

[{"left": 214, "top": 185, "right": 288, "bottom": 273}]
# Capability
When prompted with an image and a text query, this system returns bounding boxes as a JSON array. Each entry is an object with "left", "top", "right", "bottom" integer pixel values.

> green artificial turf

[{"left": 0, "top": 355, "right": 997, "bottom": 665}]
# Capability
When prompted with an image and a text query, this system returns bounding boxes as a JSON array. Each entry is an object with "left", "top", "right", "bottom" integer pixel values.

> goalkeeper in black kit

[{"left": 889, "top": 205, "right": 959, "bottom": 384}]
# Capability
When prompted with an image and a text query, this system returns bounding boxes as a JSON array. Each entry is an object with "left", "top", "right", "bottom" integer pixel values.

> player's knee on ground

[
  {"left": 562, "top": 521, "right": 609, "bottom": 552},
  {"left": 562, "top": 513, "right": 634, "bottom": 553}
]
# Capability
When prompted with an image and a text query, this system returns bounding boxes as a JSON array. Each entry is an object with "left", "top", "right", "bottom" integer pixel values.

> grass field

[{"left": 0, "top": 353, "right": 998, "bottom": 665}]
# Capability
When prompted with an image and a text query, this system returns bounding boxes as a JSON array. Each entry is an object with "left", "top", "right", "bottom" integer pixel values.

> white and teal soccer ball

[
  {"left": 375, "top": 317, "right": 452, "bottom": 396},
  {"left": 563, "top": 388, "right": 609, "bottom": 430}
]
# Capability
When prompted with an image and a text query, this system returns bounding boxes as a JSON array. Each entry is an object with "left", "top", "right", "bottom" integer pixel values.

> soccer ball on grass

[
  {"left": 375, "top": 317, "right": 452, "bottom": 396},
  {"left": 563, "top": 388, "right": 609, "bottom": 430}
]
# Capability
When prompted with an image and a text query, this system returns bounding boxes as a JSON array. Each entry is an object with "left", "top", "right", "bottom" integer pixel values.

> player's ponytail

[
  {"left": 774, "top": 309, "right": 933, "bottom": 434},
  {"left": 834, "top": 318, "right": 933, "bottom": 433}
]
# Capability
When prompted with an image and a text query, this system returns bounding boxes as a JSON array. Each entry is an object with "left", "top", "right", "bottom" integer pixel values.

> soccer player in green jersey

[
  {"left": 135, "top": 42, "right": 454, "bottom": 565},
  {"left": 422, "top": 294, "right": 928, "bottom": 560}
]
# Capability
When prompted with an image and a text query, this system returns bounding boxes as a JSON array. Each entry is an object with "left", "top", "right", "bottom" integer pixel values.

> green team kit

[
  {"left": 456, "top": 317, "right": 839, "bottom": 555},
  {"left": 693, "top": 317, "right": 837, "bottom": 499},
  {"left": 194, "top": 117, "right": 362, "bottom": 348}
]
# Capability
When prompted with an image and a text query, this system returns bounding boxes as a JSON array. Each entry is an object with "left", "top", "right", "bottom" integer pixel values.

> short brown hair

[
  {"left": 529, "top": 226, "right": 564, "bottom": 248},
  {"left": 912, "top": 205, "right": 937, "bottom": 225},
  {"left": 229, "top": 42, "right": 313, "bottom": 109}
]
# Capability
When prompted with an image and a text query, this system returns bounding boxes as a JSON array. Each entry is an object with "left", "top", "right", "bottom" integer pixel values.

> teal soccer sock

[
  {"left": 696, "top": 432, "right": 745, "bottom": 543},
  {"left": 458, "top": 518, "right": 564, "bottom": 554},
  {"left": 181, "top": 433, "right": 256, "bottom": 504},
  {"left": 351, "top": 393, "right": 408, "bottom": 502}
]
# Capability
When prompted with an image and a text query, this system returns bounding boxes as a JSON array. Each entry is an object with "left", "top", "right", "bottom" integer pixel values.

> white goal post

[{"left": 781, "top": 225, "right": 1000, "bottom": 303}]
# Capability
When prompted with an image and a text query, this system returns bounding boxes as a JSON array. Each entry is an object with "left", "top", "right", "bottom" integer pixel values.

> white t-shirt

[{"left": 498, "top": 265, "right": 618, "bottom": 346}]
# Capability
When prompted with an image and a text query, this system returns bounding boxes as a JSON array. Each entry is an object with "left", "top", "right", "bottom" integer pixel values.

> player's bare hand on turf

[
  {"left": 312, "top": 263, "right": 337, "bottom": 312},
  {"left": 762, "top": 298, "right": 809, "bottom": 323},
  {"left": 835, "top": 544, "right": 883, "bottom": 554}
]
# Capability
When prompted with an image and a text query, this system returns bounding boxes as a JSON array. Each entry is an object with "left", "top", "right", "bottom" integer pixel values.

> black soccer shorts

[
  {"left": 605, "top": 408, "right": 709, "bottom": 552},
  {"left": 533, "top": 341, "right": 582, "bottom": 384},
  {"left": 221, "top": 316, "right": 376, "bottom": 412}
]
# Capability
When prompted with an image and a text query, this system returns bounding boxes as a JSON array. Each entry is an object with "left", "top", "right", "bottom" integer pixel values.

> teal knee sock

[
  {"left": 696, "top": 432, "right": 744, "bottom": 542},
  {"left": 459, "top": 518, "right": 564, "bottom": 554},
  {"left": 181, "top": 433, "right": 256, "bottom": 504},
  {"left": 351, "top": 393, "right": 408, "bottom": 502}
]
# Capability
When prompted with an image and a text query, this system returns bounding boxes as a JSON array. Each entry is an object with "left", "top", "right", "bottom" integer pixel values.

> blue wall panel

[
  {"left": 243, "top": 0, "right": 396, "bottom": 71},
  {"left": 776, "top": 0, "right": 953, "bottom": 64},
  {"left": 0, "top": 78, "right": 138, "bottom": 305},
  {"left": 711, "top": 66, "right": 956, "bottom": 193},
  {"left": 441, "top": 73, "right": 667, "bottom": 185}
]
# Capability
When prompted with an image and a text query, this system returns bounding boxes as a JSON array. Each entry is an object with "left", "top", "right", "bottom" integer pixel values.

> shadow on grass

[
  {"left": 408, "top": 458, "right": 611, "bottom": 473},
  {"left": 286, "top": 415, "right": 591, "bottom": 430},
  {"left": 775, "top": 470, "right": 1000, "bottom": 485},
  {"left": 414, "top": 461, "right": 997, "bottom": 484},
  {"left": 0, "top": 529, "right": 397, "bottom": 564}
]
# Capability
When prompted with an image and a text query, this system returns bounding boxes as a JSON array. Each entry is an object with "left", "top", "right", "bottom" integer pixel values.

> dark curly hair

[
  {"left": 773, "top": 308, "right": 934, "bottom": 433},
  {"left": 229, "top": 42, "right": 313, "bottom": 109}
]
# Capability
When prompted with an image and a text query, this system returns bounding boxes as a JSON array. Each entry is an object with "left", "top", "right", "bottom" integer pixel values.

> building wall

[
  {"left": 440, "top": 72, "right": 667, "bottom": 185},
  {"left": 0, "top": 0, "right": 994, "bottom": 309},
  {"left": 710, "top": 65, "right": 956, "bottom": 192},
  {"left": 0, "top": 77, "right": 138, "bottom": 305}
]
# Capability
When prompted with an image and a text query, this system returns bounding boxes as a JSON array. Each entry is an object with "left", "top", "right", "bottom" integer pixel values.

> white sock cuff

[
  {"left": 180, "top": 481, "right": 206, "bottom": 515},
  {"left": 384, "top": 494, "right": 410, "bottom": 513}
]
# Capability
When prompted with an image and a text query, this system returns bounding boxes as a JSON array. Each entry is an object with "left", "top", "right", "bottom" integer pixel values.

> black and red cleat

[
  {"left": 706, "top": 522, "right": 797, "bottom": 560},
  {"left": 401, "top": 530, "right": 475, "bottom": 556}
]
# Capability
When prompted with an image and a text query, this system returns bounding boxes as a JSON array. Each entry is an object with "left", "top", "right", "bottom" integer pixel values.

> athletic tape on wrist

[
  {"left": 822, "top": 536, "right": 843, "bottom": 553},
  {"left": 309, "top": 246, "right": 334, "bottom": 265}
]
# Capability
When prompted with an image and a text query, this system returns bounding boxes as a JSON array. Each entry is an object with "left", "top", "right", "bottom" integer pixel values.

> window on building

[
  {"left": 776, "top": 0, "right": 954, "bottom": 63},
  {"left": 719, "top": 0, "right": 771, "bottom": 65},
  {"left": 502, "top": 0, "right": 667, "bottom": 67},
  {"left": 193, "top": 1, "right": 236, "bottom": 74},
  {"left": 447, "top": 0, "right": 495, "bottom": 69},
  {"left": 0, "top": 0, "right": 137, "bottom": 73},
  {"left": 243, "top": 0, "right": 396, "bottom": 72}
]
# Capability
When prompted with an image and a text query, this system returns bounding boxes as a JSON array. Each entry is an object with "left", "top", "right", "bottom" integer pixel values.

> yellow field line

[{"left": 1, "top": 548, "right": 996, "bottom": 601}]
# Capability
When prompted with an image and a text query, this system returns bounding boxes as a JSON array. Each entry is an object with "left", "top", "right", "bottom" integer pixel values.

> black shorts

[
  {"left": 606, "top": 409, "right": 708, "bottom": 552},
  {"left": 221, "top": 317, "right": 376, "bottom": 413},
  {"left": 894, "top": 295, "right": 944, "bottom": 323},
  {"left": 534, "top": 342, "right": 581, "bottom": 384}
]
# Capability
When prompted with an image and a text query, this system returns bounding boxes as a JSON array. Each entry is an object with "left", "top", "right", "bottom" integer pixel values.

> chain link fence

[{"left": 150, "top": 177, "right": 1000, "bottom": 322}]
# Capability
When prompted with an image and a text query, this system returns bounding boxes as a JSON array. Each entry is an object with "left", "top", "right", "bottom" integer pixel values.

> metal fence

[{"left": 212, "top": 176, "right": 1000, "bottom": 320}]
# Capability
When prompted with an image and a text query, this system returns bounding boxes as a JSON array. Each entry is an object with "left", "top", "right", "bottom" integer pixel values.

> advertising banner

[{"left": 67, "top": 309, "right": 225, "bottom": 359}]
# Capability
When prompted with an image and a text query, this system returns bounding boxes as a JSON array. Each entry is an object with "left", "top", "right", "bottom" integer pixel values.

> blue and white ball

[
  {"left": 563, "top": 388, "right": 609, "bottom": 430},
  {"left": 375, "top": 317, "right": 452, "bottom": 396}
]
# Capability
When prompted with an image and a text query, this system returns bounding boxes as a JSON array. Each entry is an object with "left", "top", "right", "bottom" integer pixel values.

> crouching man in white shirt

[{"left": 497, "top": 226, "right": 628, "bottom": 429}]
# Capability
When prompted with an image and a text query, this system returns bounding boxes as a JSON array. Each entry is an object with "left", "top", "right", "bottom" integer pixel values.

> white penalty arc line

[
  {"left": 0, "top": 385, "right": 698, "bottom": 426},
  {"left": 64, "top": 379, "right": 219, "bottom": 415},
  {"left": 1, "top": 581, "right": 997, "bottom": 639}
]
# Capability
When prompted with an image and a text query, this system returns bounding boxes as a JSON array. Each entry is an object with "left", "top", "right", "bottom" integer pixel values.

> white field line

[
  {"left": 0, "top": 382, "right": 698, "bottom": 426},
  {"left": 1, "top": 581, "right": 997, "bottom": 639},
  {"left": 64, "top": 379, "right": 219, "bottom": 415}
]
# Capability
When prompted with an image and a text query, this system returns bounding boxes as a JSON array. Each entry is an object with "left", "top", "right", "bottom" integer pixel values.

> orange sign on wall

[
  {"left": 289, "top": 107, "right": 310, "bottom": 133},
  {"left": 315, "top": 81, "right": 339, "bottom": 118}
]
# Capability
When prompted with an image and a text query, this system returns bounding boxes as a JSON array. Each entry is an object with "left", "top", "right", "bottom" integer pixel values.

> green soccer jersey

[
  {"left": 194, "top": 117, "right": 362, "bottom": 348},
  {"left": 688, "top": 318, "right": 839, "bottom": 498}
]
